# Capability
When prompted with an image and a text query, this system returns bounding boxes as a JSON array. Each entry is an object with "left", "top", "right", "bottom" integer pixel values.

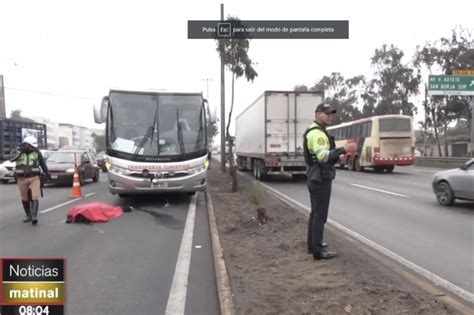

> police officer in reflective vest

[
  {"left": 304, "top": 103, "right": 356, "bottom": 260},
  {"left": 11, "top": 136, "right": 51, "bottom": 225}
]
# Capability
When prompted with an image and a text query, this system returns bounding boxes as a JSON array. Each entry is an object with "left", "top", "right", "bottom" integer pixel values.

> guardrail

[{"left": 414, "top": 157, "right": 471, "bottom": 169}]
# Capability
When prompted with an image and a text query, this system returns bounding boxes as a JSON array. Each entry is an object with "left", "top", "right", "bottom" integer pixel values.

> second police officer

[{"left": 303, "top": 103, "right": 357, "bottom": 260}]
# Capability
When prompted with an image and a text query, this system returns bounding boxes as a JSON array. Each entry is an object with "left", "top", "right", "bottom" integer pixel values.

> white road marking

[
  {"left": 90, "top": 225, "right": 105, "bottom": 234},
  {"left": 39, "top": 193, "right": 96, "bottom": 214},
  {"left": 165, "top": 193, "right": 198, "bottom": 315},
  {"left": 258, "top": 182, "right": 474, "bottom": 304},
  {"left": 195, "top": 245, "right": 202, "bottom": 249},
  {"left": 351, "top": 183, "right": 410, "bottom": 198},
  {"left": 411, "top": 168, "right": 439, "bottom": 173}
]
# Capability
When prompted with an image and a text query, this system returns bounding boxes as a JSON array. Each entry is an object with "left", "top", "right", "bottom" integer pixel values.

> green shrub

[{"left": 251, "top": 182, "right": 265, "bottom": 207}]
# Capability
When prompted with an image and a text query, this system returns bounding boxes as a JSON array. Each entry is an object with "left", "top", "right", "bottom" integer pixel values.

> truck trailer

[{"left": 235, "top": 90, "right": 324, "bottom": 180}]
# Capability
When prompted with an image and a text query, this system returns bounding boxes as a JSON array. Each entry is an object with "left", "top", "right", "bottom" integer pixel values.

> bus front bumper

[{"left": 107, "top": 170, "right": 207, "bottom": 195}]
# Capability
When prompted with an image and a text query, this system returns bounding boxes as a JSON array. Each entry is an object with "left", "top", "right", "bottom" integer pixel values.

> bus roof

[
  {"left": 109, "top": 88, "right": 204, "bottom": 97},
  {"left": 327, "top": 114, "right": 412, "bottom": 130}
]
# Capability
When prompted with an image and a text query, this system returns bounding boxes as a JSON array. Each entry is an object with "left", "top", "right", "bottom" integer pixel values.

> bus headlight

[
  {"left": 109, "top": 164, "right": 128, "bottom": 175},
  {"left": 189, "top": 163, "right": 207, "bottom": 174}
]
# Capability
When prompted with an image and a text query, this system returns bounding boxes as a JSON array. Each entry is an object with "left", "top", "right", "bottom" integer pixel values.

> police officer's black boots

[
  {"left": 22, "top": 201, "right": 31, "bottom": 223},
  {"left": 30, "top": 200, "right": 39, "bottom": 225}
]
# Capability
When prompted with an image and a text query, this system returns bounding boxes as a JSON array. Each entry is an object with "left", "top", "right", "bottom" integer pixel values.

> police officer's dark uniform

[
  {"left": 11, "top": 136, "right": 50, "bottom": 225},
  {"left": 304, "top": 103, "right": 346, "bottom": 260}
]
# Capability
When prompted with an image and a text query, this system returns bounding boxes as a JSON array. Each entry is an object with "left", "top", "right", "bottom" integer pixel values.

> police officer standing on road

[
  {"left": 11, "top": 136, "right": 51, "bottom": 225},
  {"left": 304, "top": 103, "right": 357, "bottom": 260}
]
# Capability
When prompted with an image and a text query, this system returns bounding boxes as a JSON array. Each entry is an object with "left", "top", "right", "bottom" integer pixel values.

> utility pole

[
  {"left": 220, "top": 3, "right": 226, "bottom": 172},
  {"left": 424, "top": 83, "right": 428, "bottom": 157},
  {"left": 470, "top": 96, "right": 473, "bottom": 157},
  {"left": 201, "top": 78, "right": 213, "bottom": 99}
]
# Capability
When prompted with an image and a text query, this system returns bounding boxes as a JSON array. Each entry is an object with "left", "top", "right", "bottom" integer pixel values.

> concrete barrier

[{"left": 414, "top": 157, "right": 471, "bottom": 169}]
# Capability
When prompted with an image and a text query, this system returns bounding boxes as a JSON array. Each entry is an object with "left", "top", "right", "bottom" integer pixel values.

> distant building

[
  {"left": 0, "top": 75, "right": 6, "bottom": 118},
  {"left": 58, "top": 124, "right": 74, "bottom": 148},
  {"left": 90, "top": 128, "right": 105, "bottom": 137},
  {"left": 32, "top": 117, "right": 60, "bottom": 149},
  {"left": 415, "top": 127, "right": 472, "bottom": 157},
  {"left": 58, "top": 123, "right": 93, "bottom": 150}
]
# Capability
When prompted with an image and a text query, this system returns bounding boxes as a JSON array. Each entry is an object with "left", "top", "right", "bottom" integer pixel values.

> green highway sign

[{"left": 428, "top": 75, "right": 474, "bottom": 96}]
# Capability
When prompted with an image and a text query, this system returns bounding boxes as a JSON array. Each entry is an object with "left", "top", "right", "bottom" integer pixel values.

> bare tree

[{"left": 216, "top": 16, "right": 258, "bottom": 192}]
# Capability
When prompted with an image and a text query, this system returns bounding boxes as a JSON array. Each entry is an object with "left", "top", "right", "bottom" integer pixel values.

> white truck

[{"left": 235, "top": 90, "right": 324, "bottom": 180}]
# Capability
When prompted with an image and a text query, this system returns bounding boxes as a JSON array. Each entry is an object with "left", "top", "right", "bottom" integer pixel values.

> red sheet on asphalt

[{"left": 67, "top": 202, "right": 124, "bottom": 223}]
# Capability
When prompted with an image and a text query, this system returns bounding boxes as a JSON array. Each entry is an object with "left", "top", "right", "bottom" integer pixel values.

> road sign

[
  {"left": 453, "top": 69, "right": 474, "bottom": 76},
  {"left": 428, "top": 75, "right": 474, "bottom": 96}
]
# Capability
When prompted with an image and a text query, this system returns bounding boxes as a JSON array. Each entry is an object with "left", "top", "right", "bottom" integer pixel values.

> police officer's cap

[{"left": 315, "top": 103, "right": 337, "bottom": 114}]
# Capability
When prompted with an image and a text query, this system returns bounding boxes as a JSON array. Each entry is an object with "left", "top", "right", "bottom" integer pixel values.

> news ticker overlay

[
  {"left": 188, "top": 20, "right": 349, "bottom": 39},
  {"left": 0, "top": 259, "right": 65, "bottom": 315}
]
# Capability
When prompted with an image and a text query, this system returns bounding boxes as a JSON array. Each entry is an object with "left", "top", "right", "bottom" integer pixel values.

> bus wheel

[
  {"left": 354, "top": 157, "right": 364, "bottom": 172},
  {"left": 385, "top": 166, "right": 394, "bottom": 173},
  {"left": 374, "top": 166, "right": 384, "bottom": 173}
]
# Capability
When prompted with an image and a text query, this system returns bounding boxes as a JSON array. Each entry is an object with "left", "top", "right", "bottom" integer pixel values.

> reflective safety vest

[
  {"left": 15, "top": 151, "right": 41, "bottom": 177},
  {"left": 303, "top": 122, "right": 339, "bottom": 182},
  {"left": 303, "top": 122, "right": 335, "bottom": 166}
]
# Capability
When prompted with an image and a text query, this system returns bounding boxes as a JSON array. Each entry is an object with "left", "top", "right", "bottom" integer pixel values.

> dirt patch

[{"left": 207, "top": 161, "right": 459, "bottom": 315}]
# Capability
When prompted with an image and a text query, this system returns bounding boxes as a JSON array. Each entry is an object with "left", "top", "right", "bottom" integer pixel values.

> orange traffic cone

[{"left": 71, "top": 166, "right": 84, "bottom": 198}]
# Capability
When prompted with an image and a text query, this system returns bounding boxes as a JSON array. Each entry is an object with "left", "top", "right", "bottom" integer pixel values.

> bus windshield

[
  {"left": 379, "top": 118, "right": 411, "bottom": 132},
  {"left": 108, "top": 92, "right": 206, "bottom": 158}
]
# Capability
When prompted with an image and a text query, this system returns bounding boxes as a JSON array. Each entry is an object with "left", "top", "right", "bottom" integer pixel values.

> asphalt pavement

[
  {"left": 210, "top": 151, "right": 474, "bottom": 296},
  {"left": 0, "top": 173, "right": 219, "bottom": 315},
  {"left": 251, "top": 165, "right": 474, "bottom": 294}
]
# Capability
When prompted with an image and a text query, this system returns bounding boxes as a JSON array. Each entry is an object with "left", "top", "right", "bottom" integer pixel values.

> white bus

[
  {"left": 94, "top": 89, "right": 216, "bottom": 197},
  {"left": 327, "top": 115, "right": 415, "bottom": 173}
]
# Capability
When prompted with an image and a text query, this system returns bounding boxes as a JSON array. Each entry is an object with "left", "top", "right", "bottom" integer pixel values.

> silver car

[{"left": 432, "top": 158, "right": 474, "bottom": 206}]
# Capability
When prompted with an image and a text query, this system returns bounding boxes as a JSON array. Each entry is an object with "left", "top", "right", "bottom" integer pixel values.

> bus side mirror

[
  {"left": 94, "top": 96, "right": 108, "bottom": 124},
  {"left": 204, "top": 100, "right": 217, "bottom": 124}
]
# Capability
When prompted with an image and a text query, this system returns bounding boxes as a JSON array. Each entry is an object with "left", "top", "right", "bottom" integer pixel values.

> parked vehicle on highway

[
  {"left": 432, "top": 158, "right": 474, "bottom": 206},
  {"left": 45, "top": 150, "right": 100, "bottom": 185},
  {"left": 93, "top": 89, "right": 216, "bottom": 197},
  {"left": 0, "top": 160, "right": 16, "bottom": 184},
  {"left": 40, "top": 149, "right": 55, "bottom": 160},
  {"left": 235, "top": 91, "right": 324, "bottom": 180},
  {"left": 95, "top": 151, "right": 108, "bottom": 172},
  {"left": 327, "top": 115, "right": 416, "bottom": 173},
  {"left": 1, "top": 150, "right": 54, "bottom": 184}
]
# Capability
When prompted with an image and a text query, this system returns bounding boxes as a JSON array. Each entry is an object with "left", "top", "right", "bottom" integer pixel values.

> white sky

[{"left": 1, "top": 0, "right": 472, "bottom": 134}]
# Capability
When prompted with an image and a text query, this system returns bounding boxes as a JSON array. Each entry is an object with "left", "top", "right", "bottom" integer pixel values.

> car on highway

[
  {"left": 0, "top": 160, "right": 16, "bottom": 184},
  {"left": 40, "top": 149, "right": 55, "bottom": 160},
  {"left": 432, "top": 158, "right": 474, "bottom": 206},
  {"left": 0, "top": 150, "right": 55, "bottom": 184},
  {"left": 46, "top": 150, "right": 100, "bottom": 185},
  {"left": 95, "top": 151, "right": 108, "bottom": 172}
]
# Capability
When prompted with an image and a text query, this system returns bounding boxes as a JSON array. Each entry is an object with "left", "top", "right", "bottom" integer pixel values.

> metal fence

[{"left": 414, "top": 157, "right": 471, "bottom": 169}]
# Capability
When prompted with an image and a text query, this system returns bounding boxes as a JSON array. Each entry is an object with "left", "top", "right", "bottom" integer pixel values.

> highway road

[
  {"left": 268, "top": 166, "right": 473, "bottom": 292},
  {"left": 0, "top": 174, "right": 219, "bottom": 315},
  {"left": 215, "top": 155, "right": 474, "bottom": 295}
]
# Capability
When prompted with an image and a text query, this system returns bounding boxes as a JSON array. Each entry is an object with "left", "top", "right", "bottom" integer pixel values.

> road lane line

[
  {"left": 258, "top": 182, "right": 474, "bottom": 304},
  {"left": 411, "top": 168, "right": 439, "bottom": 173},
  {"left": 39, "top": 193, "right": 95, "bottom": 214},
  {"left": 165, "top": 193, "right": 197, "bottom": 315},
  {"left": 350, "top": 183, "right": 410, "bottom": 198}
]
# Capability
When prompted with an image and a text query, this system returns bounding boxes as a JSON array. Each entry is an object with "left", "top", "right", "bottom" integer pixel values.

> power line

[{"left": 4, "top": 86, "right": 95, "bottom": 100}]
